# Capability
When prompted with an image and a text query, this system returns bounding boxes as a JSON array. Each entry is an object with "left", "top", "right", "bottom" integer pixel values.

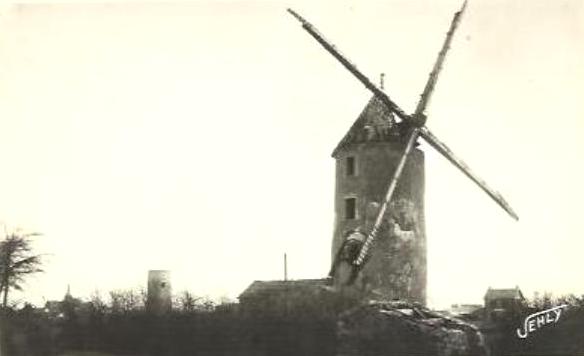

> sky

[{"left": 0, "top": 0, "right": 582, "bottom": 309}]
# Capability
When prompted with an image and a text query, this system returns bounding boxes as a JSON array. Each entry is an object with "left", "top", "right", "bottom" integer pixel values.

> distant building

[
  {"left": 484, "top": 286, "right": 526, "bottom": 322},
  {"left": 238, "top": 279, "right": 331, "bottom": 316},
  {"left": 146, "top": 270, "right": 172, "bottom": 315},
  {"left": 43, "top": 285, "right": 88, "bottom": 321}
]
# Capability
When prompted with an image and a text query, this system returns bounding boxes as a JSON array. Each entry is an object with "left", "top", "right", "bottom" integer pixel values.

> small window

[
  {"left": 346, "top": 156, "right": 356, "bottom": 176},
  {"left": 345, "top": 197, "right": 357, "bottom": 220}
]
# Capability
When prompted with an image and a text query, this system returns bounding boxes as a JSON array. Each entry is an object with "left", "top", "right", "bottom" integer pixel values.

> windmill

[{"left": 288, "top": 2, "right": 518, "bottom": 303}]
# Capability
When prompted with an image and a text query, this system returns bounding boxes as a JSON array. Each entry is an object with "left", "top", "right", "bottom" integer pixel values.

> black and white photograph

[{"left": 0, "top": 0, "right": 583, "bottom": 355}]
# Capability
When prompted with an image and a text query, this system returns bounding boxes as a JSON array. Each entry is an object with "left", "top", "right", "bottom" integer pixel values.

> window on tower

[
  {"left": 345, "top": 197, "right": 357, "bottom": 220},
  {"left": 346, "top": 156, "right": 356, "bottom": 176}
]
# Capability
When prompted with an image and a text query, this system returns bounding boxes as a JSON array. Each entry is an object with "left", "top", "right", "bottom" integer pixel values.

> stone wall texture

[{"left": 332, "top": 141, "right": 426, "bottom": 305}]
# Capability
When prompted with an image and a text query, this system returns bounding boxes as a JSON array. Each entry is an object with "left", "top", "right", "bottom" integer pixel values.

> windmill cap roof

[{"left": 331, "top": 96, "right": 399, "bottom": 157}]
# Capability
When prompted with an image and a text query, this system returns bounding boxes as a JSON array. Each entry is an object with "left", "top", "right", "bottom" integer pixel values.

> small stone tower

[
  {"left": 146, "top": 270, "right": 172, "bottom": 314},
  {"left": 331, "top": 96, "right": 426, "bottom": 305}
]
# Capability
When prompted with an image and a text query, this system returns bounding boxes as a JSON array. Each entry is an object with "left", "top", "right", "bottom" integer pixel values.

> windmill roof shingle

[{"left": 331, "top": 95, "right": 398, "bottom": 157}]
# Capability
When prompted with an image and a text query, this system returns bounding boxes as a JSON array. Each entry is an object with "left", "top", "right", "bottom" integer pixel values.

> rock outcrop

[{"left": 336, "top": 300, "right": 488, "bottom": 356}]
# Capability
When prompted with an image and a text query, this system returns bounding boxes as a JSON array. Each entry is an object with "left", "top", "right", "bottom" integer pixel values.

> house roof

[
  {"left": 484, "top": 287, "right": 525, "bottom": 300},
  {"left": 331, "top": 95, "right": 399, "bottom": 158},
  {"left": 238, "top": 279, "right": 328, "bottom": 300}
]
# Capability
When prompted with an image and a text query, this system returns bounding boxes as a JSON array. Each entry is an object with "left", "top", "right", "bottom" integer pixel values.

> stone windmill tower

[
  {"left": 330, "top": 95, "right": 426, "bottom": 304},
  {"left": 146, "top": 270, "right": 172, "bottom": 314},
  {"left": 289, "top": 2, "right": 518, "bottom": 307}
]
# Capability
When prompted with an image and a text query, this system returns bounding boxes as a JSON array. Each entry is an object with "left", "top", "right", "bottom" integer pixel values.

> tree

[
  {"left": 0, "top": 231, "right": 43, "bottom": 308},
  {"left": 174, "top": 290, "right": 200, "bottom": 312},
  {"left": 109, "top": 288, "right": 144, "bottom": 314},
  {"left": 172, "top": 291, "right": 218, "bottom": 313},
  {"left": 89, "top": 289, "right": 108, "bottom": 317}
]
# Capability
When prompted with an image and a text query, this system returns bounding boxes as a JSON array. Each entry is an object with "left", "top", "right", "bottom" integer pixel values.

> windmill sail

[
  {"left": 289, "top": 2, "right": 518, "bottom": 285},
  {"left": 286, "top": 9, "right": 409, "bottom": 121},
  {"left": 355, "top": 0, "right": 471, "bottom": 266},
  {"left": 415, "top": 0, "right": 467, "bottom": 116},
  {"left": 288, "top": 5, "right": 517, "bottom": 222},
  {"left": 419, "top": 127, "right": 519, "bottom": 220}
]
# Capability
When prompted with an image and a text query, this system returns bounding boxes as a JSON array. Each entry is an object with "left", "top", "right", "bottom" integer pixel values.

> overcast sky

[{"left": 0, "top": 0, "right": 582, "bottom": 309}]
